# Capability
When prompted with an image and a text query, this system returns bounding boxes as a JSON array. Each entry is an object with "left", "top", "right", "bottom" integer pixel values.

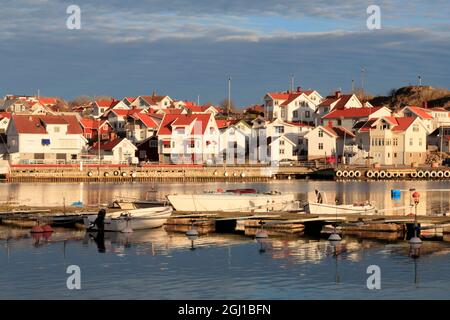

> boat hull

[
  {"left": 83, "top": 207, "right": 172, "bottom": 232},
  {"left": 167, "top": 193, "right": 297, "bottom": 212},
  {"left": 305, "top": 202, "right": 376, "bottom": 215}
]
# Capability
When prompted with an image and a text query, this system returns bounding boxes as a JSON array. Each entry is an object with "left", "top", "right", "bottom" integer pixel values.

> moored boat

[
  {"left": 166, "top": 188, "right": 298, "bottom": 212},
  {"left": 304, "top": 190, "right": 376, "bottom": 215},
  {"left": 83, "top": 206, "right": 173, "bottom": 232}
]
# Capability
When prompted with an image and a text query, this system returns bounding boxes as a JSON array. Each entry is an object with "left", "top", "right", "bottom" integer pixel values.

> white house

[
  {"left": 91, "top": 137, "right": 137, "bottom": 164},
  {"left": 6, "top": 115, "right": 87, "bottom": 164},
  {"left": 130, "top": 94, "right": 173, "bottom": 111},
  {"left": 316, "top": 92, "right": 364, "bottom": 121},
  {"left": 218, "top": 123, "right": 248, "bottom": 164},
  {"left": 92, "top": 99, "right": 120, "bottom": 118},
  {"left": 322, "top": 106, "right": 392, "bottom": 132},
  {"left": 157, "top": 113, "right": 219, "bottom": 164},
  {"left": 125, "top": 112, "right": 159, "bottom": 143},
  {"left": 263, "top": 88, "right": 323, "bottom": 123},
  {"left": 305, "top": 125, "right": 355, "bottom": 161}
]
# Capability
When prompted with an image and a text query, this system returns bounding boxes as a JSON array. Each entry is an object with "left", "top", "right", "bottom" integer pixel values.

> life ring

[
  {"left": 87, "top": 171, "right": 93, "bottom": 177},
  {"left": 131, "top": 172, "right": 137, "bottom": 178},
  {"left": 385, "top": 172, "right": 392, "bottom": 178},
  {"left": 348, "top": 170, "right": 355, "bottom": 178},
  {"left": 366, "top": 171, "right": 374, "bottom": 178},
  {"left": 373, "top": 171, "right": 380, "bottom": 178},
  {"left": 342, "top": 171, "right": 349, "bottom": 178},
  {"left": 437, "top": 171, "right": 444, "bottom": 178},
  {"left": 354, "top": 171, "right": 361, "bottom": 178},
  {"left": 379, "top": 171, "right": 386, "bottom": 178},
  {"left": 336, "top": 170, "right": 343, "bottom": 177},
  {"left": 104, "top": 172, "right": 109, "bottom": 177},
  {"left": 430, "top": 171, "right": 438, "bottom": 178},
  {"left": 410, "top": 172, "right": 418, "bottom": 178},
  {"left": 424, "top": 171, "right": 431, "bottom": 178},
  {"left": 233, "top": 172, "right": 238, "bottom": 177},
  {"left": 213, "top": 171, "right": 218, "bottom": 176},
  {"left": 399, "top": 172, "right": 405, "bottom": 178},
  {"left": 444, "top": 171, "right": 450, "bottom": 178},
  {"left": 417, "top": 170, "right": 425, "bottom": 178},
  {"left": 121, "top": 172, "right": 127, "bottom": 177},
  {"left": 241, "top": 172, "right": 246, "bottom": 178},
  {"left": 113, "top": 170, "right": 120, "bottom": 176},
  {"left": 224, "top": 172, "right": 229, "bottom": 177}
]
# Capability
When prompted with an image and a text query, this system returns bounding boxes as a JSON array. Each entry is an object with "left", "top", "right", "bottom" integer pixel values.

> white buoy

[
  {"left": 328, "top": 233, "right": 342, "bottom": 241},
  {"left": 187, "top": 234, "right": 198, "bottom": 241},
  {"left": 255, "top": 229, "right": 269, "bottom": 239},
  {"left": 186, "top": 228, "right": 199, "bottom": 237},
  {"left": 409, "top": 236, "right": 422, "bottom": 245}
]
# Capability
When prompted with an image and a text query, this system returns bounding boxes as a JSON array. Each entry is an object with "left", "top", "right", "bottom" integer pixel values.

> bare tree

[{"left": 219, "top": 98, "right": 236, "bottom": 115}]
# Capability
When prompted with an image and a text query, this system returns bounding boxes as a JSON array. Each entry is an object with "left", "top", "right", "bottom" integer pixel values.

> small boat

[
  {"left": 83, "top": 206, "right": 173, "bottom": 232},
  {"left": 166, "top": 188, "right": 298, "bottom": 213},
  {"left": 304, "top": 190, "right": 376, "bottom": 215}
]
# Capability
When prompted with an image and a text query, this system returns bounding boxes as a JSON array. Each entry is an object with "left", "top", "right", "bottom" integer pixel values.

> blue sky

[{"left": 0, "top": 0, "right": 449, "bottom": 106}]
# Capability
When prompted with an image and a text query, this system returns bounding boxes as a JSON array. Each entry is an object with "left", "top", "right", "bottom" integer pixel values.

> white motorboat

[
  {"left": 83, "top": 206, "right": 172, "bottom": 232},
  {"left": 166, "top": 188, "right": 298, "bottom": 212},
  {"left": 304, "top": 190, "right": 376, "bottom": 215}
]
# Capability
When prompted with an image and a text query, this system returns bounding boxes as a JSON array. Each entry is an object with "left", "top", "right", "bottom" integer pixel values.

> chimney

[
  {"left": 335, "top": 91, "right": 341, "bottom": 98},
  {"left": 297, "top": 86, "right": 302, "bottom": 92},
  {"left": 422, "top": 101, "right": 428, "bottom": 109}
]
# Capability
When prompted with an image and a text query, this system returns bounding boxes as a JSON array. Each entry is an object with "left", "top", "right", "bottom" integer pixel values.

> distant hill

[{"left": 368, "top": 86, "right": 450, "bottom": 111}]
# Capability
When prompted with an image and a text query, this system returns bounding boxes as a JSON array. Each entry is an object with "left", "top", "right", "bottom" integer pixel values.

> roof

[
  {"left": 11, "top": 115, "right": 83, "bottom": 134},
  {"left": 157, "top": 114, "right": 212, "bottom": 136},
  {"left": 0, "top": 112, "right": 12, "bottom": 120},
  {"left": 186, "top": 105, "right": 219, "bottom": 113},
  {"left": 323, "top": 107, "right": 383, "bottom": 119},
  {"left": 37, "top": 97, "right": 58, "bottom": 105},
  {"left": 95, "top": 99, "right": 117, "bottom": 108},
  {"left": 109, "top": 109, "right": 142, "bottom": 117},
  {"left": 403, "top": 106, "right": 433, "bottom": 119},
  {"left": 285, "top": 121, "right": 313, "bottom": 128},
  {"left": 216, "top": 119, "right": 238, "bottom": 129},
  {"left": 359, "top": 117, "right": 417, "bottom": 132},
  {"left": 321, "top": 126, "right": 355, "bottom": 138},
  {"left": 160, "top": 108, "right": 184, "bottom": 114},
  {"left": 79, "top": 118, "right": 110, "bottom": 130},
  {"left": 92, "top": 138, "right": 127, "bottom": 151},
  {"left": 318, "top": 94, "right": 355, "bottom": 110},
  {"left": 131, "top": 113, "right": 158, "bottom": 128}
]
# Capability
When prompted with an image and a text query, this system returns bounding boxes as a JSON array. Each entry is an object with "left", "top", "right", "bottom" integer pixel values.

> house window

[
  {"left": 54, "top": 127, "right": 60, "bottom": 133},
  {"left": 171, "top": 141, "right": 175, "bottom": 148},
  {"left": 275, "top": 126, "right": 284, "bottom": 134},
  {"left": 318, "top": 143, "right": 323, "bottom": 150},
  {"left": 305, "top": 111, "right": 310, "bottom": 118},
  {"left": 413, "top": 125, "right": 419, "bottom": 132},
  {"left": 279, "top": 149, "right": 285, "bottom": 155},
  {"left": 318, "top": 130, "right": 323, "bottom": 138},
  {"left": 298, "top": 138, "right": 303, "bottom": 145},
  {"left": 281, "top": 109, "right": 286, "bottom": 118},
  {"left": 419, "top": 138, "right": 422, "bottom": 146},
  {"left": 388, "top": 153, "right": 390, "bottom": 158},
  {"left": 337, "top": 119, "right": 342, "bottom": 126},
  {"left": 409, "top": 138, "right": 413, "bottom": 146},
  {"left": 274, "top": 101, "right": 279, "bottom": 106},
  {"left": 394, "top": 153, "right": 397, "bottom": 158},
  {"left": 280, "top": 140, "right": 285, "bottom": 146},
  {"left": 293, "top": 110, "right": 298, "bottom": 118},
  {"left": 393, "top": 138, "right": 398, "bottom": 146}
]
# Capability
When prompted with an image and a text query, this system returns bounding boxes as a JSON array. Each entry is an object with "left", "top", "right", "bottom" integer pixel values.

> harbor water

[{"left": 1, "top": 180, "right": 450, "bottom": 299}]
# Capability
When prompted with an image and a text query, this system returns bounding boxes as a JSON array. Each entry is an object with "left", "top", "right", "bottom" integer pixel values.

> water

[
  {"left": 1, "top": 228, "right": 450, "bottom": 299},
  {"left": 1, "top": 180, "right": 449, "bottom": 215},
  {"left": 1, "top": 180, "right": 450, "bottom": 299}
]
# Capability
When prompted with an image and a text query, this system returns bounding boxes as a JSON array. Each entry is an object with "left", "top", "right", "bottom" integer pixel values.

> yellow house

[{"left": 356, "top": 116, "right": 428, "bottom": 165}]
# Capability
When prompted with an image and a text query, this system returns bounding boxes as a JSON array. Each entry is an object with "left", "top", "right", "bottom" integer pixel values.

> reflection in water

[
  {"left": 1, "top": 180, "right": 450, "bottom": 215},
  {"left": 1, "top": 226, "right": 450, "bottom": 299}
]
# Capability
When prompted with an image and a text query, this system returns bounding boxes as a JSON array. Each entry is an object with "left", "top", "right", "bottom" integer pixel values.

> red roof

[
  {"left": 318, "top": 94, "right": 355, "bottom": 110},
  {"left": 186, "top": 105, "right": 219, "bottom": 113},
  {"left": 285, "top": 121, "right": 312, "bottom": 127},
  {"left": 280, "top": 93, "right": 303, "bottom": 106},
  {"left": 403, "top": 106, "right": 433, "bottom": 119},
  {"left": 131, "top": 113, "right": 158, "bottom": 128},
  {"left": 109, "top": 109, "right": 142, "bottom": 117},
  {"left": 157, "top": 114, "right": 212, "bottom": 136},
  {"left": 95, "top": 99, "right": 118, "bottom": 108},
  {"left": 322, "top": 126, "right": 355, "bottom": 138},
  {"left": 359, "top": 117, "right": 417, "bottom": 132},
  {"left": 267, "top": 92, "right": 290, "bottom": 100},
  {"left": 11, "top": 115, "right": 83, "bottom": 134},
  {"left": 161, "top": 108, "right": 184, "bottom": 114},
  {"left": 37, "top": 97, "right": 58, "bottom": 105},
  {"left": 323, "top": 107, "right": 383, "bottom": 119},
  {"left": 92, "top": 138, "right": 125, "bottom": 151},
  {"left": 245, "top": 104, "right": 264, "bottom": 113},
  {"left": 0, "top": 112, "right": 12, "bottom": 120},
  {"left": 80, "top": 118, "right": 110, "bottom": 130}
]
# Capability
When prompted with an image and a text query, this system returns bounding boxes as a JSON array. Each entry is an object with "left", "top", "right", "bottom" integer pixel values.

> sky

[{"left": 0, "top": 0, "right": 449, "bottom": 107}]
